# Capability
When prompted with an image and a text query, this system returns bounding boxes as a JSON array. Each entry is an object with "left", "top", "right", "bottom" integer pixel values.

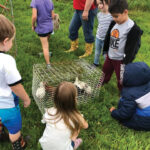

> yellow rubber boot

[
  {"left": 65, "top": 39, "right": 78, "bottom": 53},
  {"left": 79, "top": 43, "right": 93, "bottom": 58}
]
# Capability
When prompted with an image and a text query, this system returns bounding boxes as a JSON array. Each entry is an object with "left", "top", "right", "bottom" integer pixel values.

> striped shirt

[{"left": 96, "top": 12, "right": 113, "bottom": 40}]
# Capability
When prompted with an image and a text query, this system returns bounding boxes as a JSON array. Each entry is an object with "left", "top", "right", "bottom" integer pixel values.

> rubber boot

[
  {"left": 79, "top": 43, "right": 93, "bottom": 58},
  {"left": 65, "top": 39, "right": 78, "bottom": 53}
]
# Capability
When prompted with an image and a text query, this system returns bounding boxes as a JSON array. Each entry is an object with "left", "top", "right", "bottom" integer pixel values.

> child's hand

[
  {"left": 110, "top": 107, "right": 115, "bottom": 112},
  {"left": 32, "top": 26, "right": 35, "bottom": 31},
  {"left": 24, "top": 98, "right": 31, "bottom": 108}
]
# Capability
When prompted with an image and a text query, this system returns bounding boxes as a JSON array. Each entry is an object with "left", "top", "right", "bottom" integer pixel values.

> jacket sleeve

[
  {"left": 123, "top": 23, "right": 143, "bottom": 64},
  {"left": 103, "top": 21, "right": 116, "bottom": 55},
  {"left": 111, "top": 98, "right": 137, "bottom": 121}
]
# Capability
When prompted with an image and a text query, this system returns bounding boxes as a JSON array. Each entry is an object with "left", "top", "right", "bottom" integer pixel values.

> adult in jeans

[{"left": 65, "top": 0, "right": 97, "bottom": 58}]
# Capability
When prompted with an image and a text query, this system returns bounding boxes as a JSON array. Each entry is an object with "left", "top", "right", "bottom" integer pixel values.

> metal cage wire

[{"left": 32, "top": 60, "right": 104, "bottom": 114}]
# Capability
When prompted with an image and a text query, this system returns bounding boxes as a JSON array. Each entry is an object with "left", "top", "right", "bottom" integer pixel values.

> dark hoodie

[
  {"left": 111, "top": 62, "right": 150, "bottom": 131},
  {"left": 103, "top": 21, "right": 143, "bottom": 65}
]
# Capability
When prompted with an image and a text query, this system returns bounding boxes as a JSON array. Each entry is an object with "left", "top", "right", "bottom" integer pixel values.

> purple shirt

[{"left": 30, "top": 0, "right": 54, "bottom": 34}]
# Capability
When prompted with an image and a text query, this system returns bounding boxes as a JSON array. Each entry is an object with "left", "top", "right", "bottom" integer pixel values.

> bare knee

[{"left": 9, "top": 131, "right": 21, "bottom": 142}]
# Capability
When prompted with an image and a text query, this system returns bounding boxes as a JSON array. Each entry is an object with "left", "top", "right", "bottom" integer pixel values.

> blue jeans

[
  {"left": 94, "top": 37, "right": 104, "bottom": 65},
  {"left": 69, "top": 9, "right": 97, "bottom": 43}
]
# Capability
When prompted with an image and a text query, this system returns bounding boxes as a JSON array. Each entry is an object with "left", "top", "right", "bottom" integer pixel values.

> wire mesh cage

[{"left": 32, "top": 60, "right": 104, "bottom": 114}]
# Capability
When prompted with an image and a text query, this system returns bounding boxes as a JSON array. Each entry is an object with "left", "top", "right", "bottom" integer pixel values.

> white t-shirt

[
  {"left": 39, "top": 107, "right": 74, "bottom": 150},
  {"left": 0, "top": 53, "right": 22, "bottom": 108},
  {"left": 108, "top": 18, "right": 134, "bottom": 60}
]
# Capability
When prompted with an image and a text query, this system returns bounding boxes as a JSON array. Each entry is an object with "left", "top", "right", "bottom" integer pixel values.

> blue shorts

[{"left": 0, "top": 105, "right": 22, "bottom": 134}]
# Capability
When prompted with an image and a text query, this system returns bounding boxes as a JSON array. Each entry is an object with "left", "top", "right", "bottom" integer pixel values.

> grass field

[{"left": 0, "top": 0, "right": 150, "bottom": 149}]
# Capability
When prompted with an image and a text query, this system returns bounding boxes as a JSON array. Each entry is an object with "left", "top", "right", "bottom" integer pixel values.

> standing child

[
  {"left": 31, "top": 0, "right": 55, "bottom": 68},
  {"left": 93, "top": 0, "right": 113, "bottom": 67},
  {"left": 39, "top": 82, "right": 88, "bottom": 150},
  {"left": 0, "top": 15, "right": 31, "bottom": 149},
  {"left": 101, "top": 0, "right": 143, "bottom": 91}
]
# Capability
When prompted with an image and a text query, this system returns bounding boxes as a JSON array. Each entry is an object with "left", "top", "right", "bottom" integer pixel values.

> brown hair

[
  {"left": 51, "top": 81, "right": 84, "bottom": 136},
  {"left": 109, "top": 0, "right": 128, "bottom": 14},
  {"left": 0, "top": 14, "right": 15, "bottom": 42}
]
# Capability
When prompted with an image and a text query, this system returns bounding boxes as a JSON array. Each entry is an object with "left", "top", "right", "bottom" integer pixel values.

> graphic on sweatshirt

[{"left": 110, "top": 29, "right": 120, "bottom": 50}]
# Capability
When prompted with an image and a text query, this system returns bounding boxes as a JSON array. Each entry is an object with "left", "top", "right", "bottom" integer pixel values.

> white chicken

[
  {"left": 74, "top": 77, "right": 92, "bottom": 95},
  {"left": 36, "top": 82, "right": 45, "bottom": 99}
]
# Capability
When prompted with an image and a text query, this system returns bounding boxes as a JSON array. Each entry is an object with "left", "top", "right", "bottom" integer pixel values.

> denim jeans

[
  {"left": 94, "top": 37, "right": 104, "bottom": 65},
  {"left": 69, "top": 9, "right": 97, "bottom": 43}
]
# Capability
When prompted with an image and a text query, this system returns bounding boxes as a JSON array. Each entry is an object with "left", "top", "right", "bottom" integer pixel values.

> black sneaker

[{"left": 90, "top": 63, "right": 99, "bottom": 69}]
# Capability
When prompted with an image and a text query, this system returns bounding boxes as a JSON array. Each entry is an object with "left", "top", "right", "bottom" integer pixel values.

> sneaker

[
  {"left": 90, "top": 63, "right": 99, "bottom": 69},
  {"left": 74, "top": 138, "right": 83, "bottom": 149},
  {"left": 47, "top": 64, "right": 51, "bottom": 69}
]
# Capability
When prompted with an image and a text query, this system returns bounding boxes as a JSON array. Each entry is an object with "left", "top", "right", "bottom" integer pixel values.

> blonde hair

[
  {"left": 0, "top": 14, "right": 16, "bottom": 42},
  {"left": 51, "top": 82, "right": 84, "bottom": 136}
]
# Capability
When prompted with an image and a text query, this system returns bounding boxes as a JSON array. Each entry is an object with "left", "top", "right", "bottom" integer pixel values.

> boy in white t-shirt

[
  {"left": 101, "top": 0, "right": 143, "bottom": 92},
  {"left": 0, "top": 15, "right": 31, "bottom": 150}
]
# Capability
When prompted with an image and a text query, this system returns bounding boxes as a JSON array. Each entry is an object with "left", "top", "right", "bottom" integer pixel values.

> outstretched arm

[
  {"left": 82, "top": 0, "right": 94, "bottom": 20},
  {"left": 110, "top": 98, "right": 137, "bottom": 121}
]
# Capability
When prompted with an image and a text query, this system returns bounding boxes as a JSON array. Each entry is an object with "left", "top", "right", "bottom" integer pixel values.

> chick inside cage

[{"left": 32, "top": 60, "right": 104, "bottom": 114}]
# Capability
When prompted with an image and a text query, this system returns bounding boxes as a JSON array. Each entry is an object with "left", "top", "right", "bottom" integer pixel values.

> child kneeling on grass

[
  {"left": 110, "top": 62, "right": 150, "bottom": 131},
  {"left": 39, "top": 82, "right": 88, "bottom": 150},
  {"left": 0, "top": 15, "right": 31, "bottom": 149}
]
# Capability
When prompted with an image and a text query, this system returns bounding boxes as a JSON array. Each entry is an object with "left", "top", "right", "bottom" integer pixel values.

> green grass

[{"left": 0, "top": 0, "right": 150, "bottom": 149}]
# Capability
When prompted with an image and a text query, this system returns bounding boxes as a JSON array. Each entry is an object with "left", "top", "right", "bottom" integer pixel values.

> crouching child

[{"left": 110, "top": 62, "right": 150, "bottom": 131}]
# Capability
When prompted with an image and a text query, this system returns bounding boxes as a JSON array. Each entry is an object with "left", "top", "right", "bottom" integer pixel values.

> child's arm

[
  {"left": 31, "top": 8, "right": 37, "bottom": 31},
  {"left": 103, "top": 21, "right": 116, "bottom": 55},
  {"left": 10, "top": 83, "right": 31, "bottom": 108},
  {"left": 123, "top": 25, "right": 143, "bottom": 64},
  {"left": 110, "top": 107, "right": 115, "bottom": 112},
  {"left": 51, "top": 10, "right": 55, "bottom": 20},
  {"left": 110, "top": 98, "right": 137, "bottom": 121},
  {"left": 78, "top": 113, "right": 88, "bottom": 129}
]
